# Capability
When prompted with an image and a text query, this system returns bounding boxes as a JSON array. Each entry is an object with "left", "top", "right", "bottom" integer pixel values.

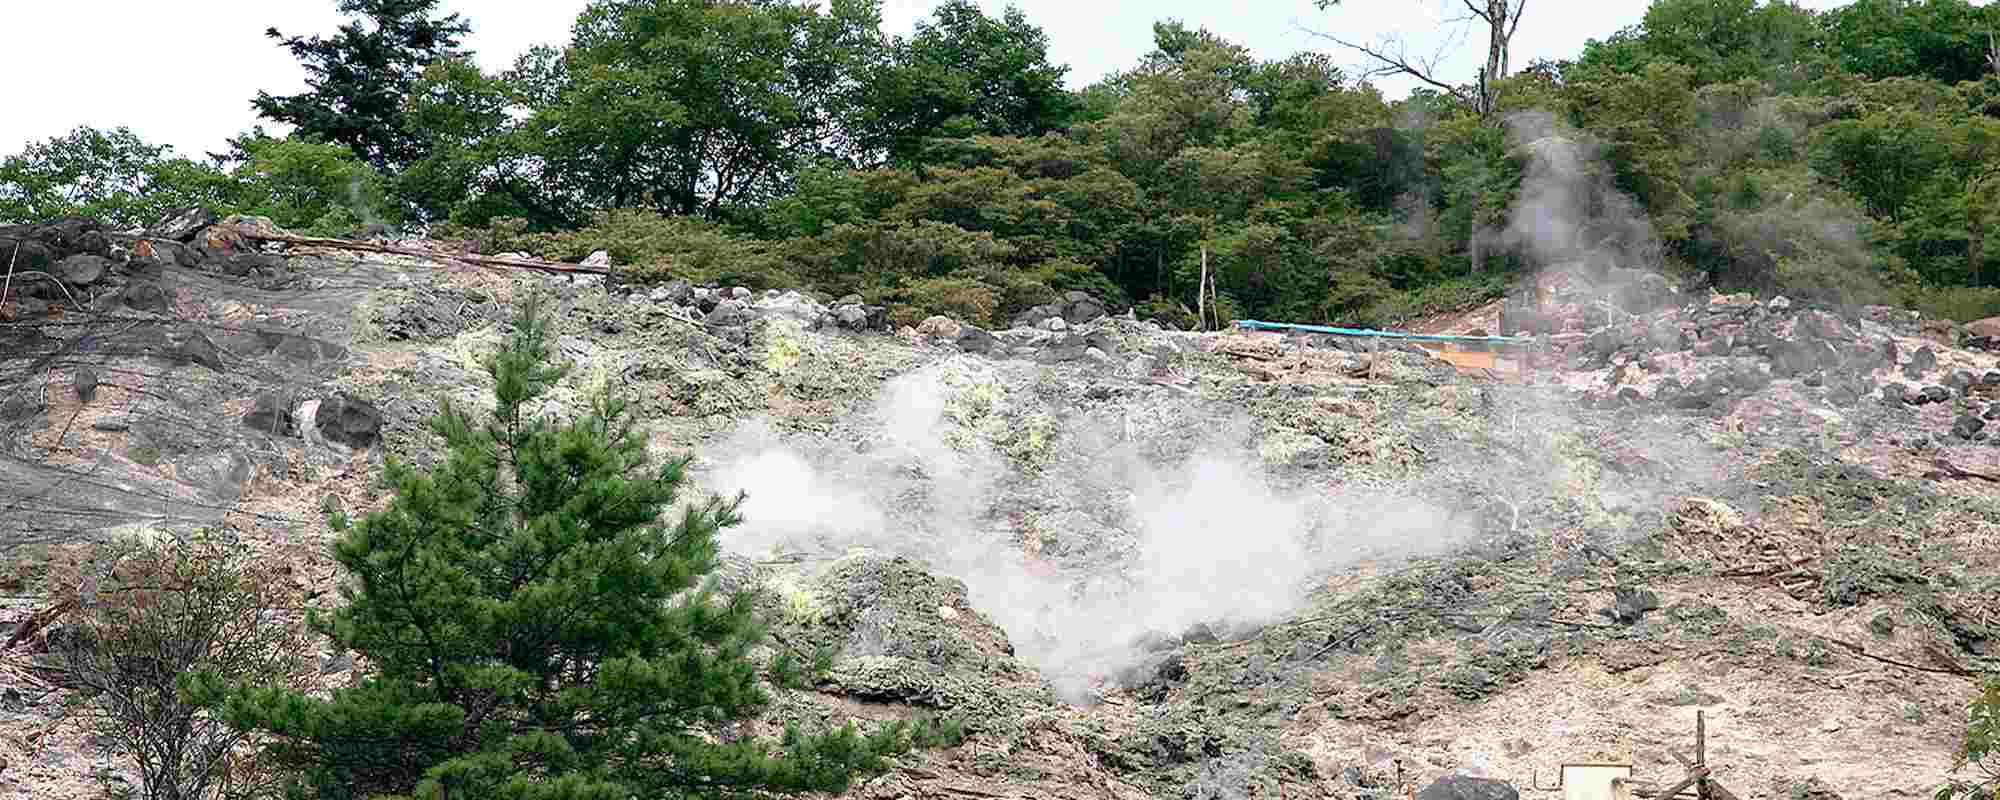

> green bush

[
  {"left": 1906, "top": 285, "right": 2000, "bottom": 323},
  {"left": 881, "top": 275, "right": 1004, "bottom": 328}
]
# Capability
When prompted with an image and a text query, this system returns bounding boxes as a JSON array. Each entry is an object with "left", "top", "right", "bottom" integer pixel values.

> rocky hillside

[{"left": 3, "top": 212, "right": 1999, "bottom": 799}]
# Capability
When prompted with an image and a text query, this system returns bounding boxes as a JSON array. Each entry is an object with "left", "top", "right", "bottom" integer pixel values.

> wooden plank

[{"left": 1429, "top": 349, "right": 1499, "bottom": 371}]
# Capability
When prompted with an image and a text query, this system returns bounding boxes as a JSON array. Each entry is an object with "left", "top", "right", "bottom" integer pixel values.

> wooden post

[
  {"left": 1197, "top": 247, "right": 1208, "bottom": 333},
  {"left": 1696, "top": 710, "right": 1709, "bottom": 800}
]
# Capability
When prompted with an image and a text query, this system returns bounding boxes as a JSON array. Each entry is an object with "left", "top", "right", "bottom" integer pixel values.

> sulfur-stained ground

[{"left": 3, "top": 242, "right": 1996, "bottom": 799}]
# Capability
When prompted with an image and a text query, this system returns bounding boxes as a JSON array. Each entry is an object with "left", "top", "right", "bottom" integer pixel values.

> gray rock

[
  {"left": 1956, "top": 415, "right": 1988, "bottom": 441},
  {"left": 752, "top": 290, "right": 825, "bottom": 329},
  {"left": 580, "top": 250, "right": 611, "bottom": 268},
  {"left": 703, "top": 300, "right": 751, "bottom": 328},
  {"left": 119, "top": 281, "right": 171, "bottom": 314},
  {"left": 1906, "top": 345, "right": 1938, "bottom": 378},
  {"left": 73, "top": 367, "right": 98, "bottom": 403},
  {"left": 1601, "top": 585, "right": 1662, "bottom": 624},
  {"left": 833, "top": 304, "right": 870, "bottom": 332},
  {"left": 54, "top": 254, "right": 109, "bottom": 286},
  {"left": 216, "top": 252, "right": 283, "bottom": 278},
  {"left": 147, "top": 207, "right": 217, "bottom": 241},
  {"left": 1416, "top": 775, "right": 1520, "bottom": 800},
  {"left": 957, "top": 326, "right": 1001, "bottom": 355},
  {"left": 244, "top": 392, "right": 297, "bottom": 437},
  {"left": 1064, "top": 297, "right": 1107, "bottom": 325},
  {"left": 319, "top": 651, "right": 355, "bottom": 675},
  {"left": 315, "top": 393, "right": 382, "bottom": 449},
  {"left": 175, "top": 332, "right": 225, "bottom": 371}
]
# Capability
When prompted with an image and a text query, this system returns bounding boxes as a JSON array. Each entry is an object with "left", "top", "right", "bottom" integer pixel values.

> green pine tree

[{"left": 189, "top": 293, "right": 954, "bottom": 800}]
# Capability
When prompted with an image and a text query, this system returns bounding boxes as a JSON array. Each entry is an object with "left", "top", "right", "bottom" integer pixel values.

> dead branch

[
  {"left": 223, "top": 229, "right": 612, "bottom": 277},
  {"left": 1299, "top": 28, "right": 1474, "bottom": 106},
  {"left": 1925, "top": 456, "right": 2000, "bottom": 483},
  {"left": 1821, "top": 635, "right": 1980, "bottom": 678}
]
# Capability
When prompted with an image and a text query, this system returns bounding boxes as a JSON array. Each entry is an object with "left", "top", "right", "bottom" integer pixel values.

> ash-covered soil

[{"left": 4, "top": 215, "right": 1997, "bottom": 799}]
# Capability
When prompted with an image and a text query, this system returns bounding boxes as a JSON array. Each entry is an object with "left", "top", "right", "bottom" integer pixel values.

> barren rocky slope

[{"left": 4, "top": 213, "right": 1999, "bottom": 799}]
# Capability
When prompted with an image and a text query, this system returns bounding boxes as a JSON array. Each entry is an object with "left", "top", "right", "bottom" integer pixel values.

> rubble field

[{"left": 3, "top": 215, "right": 1996, "bottom": 799}]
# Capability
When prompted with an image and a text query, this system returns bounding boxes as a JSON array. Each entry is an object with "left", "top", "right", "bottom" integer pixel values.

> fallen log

[{"left": 223, "top": 229, "right": 613, "bottom": 277}]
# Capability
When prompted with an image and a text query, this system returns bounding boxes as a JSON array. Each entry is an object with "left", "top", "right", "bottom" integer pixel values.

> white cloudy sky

[{"left": 4, "top": 0, "right": 1862, "bottom": 161}]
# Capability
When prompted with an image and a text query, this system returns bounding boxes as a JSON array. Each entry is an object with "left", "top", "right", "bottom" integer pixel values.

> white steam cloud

[{"left": 699, "top": 357, "right": 1478, "bottom": 703}]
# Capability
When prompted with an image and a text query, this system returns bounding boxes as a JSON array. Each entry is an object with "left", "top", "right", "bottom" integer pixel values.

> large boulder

[
  {"left": 147, "top": 207, "right": 217, "bottom": 242},
  {"left": 243, "top": 392, "right": 299, "bottom": 437},
  {"left": 1062, "top": 290, "right": 1108, "bottom": 325},
  {"left": 1969, "top": 316, "right": 2000, "bottom": 340},
  {"left": 752, "top": 290, "right": 826, "bottom": 329},
  {"left": 315, "top": 393, "right": 383, "bottom": 449},
  {"left": 53, "top": 254, "right": 110, "bottom": 287}
]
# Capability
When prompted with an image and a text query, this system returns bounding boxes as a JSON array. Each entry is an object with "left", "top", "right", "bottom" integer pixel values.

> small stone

[
  {"left": 74, "top": 366, "right": 98, "bottom": 403},
  {"left": 580, "top": 249, "right": 611, "bottom": 268},
  {"left": 1041, "top": 316, "right": 1068, "bottom": 332},
  {"left": 1768, "top": 295, "right": 1792, "bottom": 311},
  {"left": 91, "top": 419, "right": 130, "bottom": 432},
  {"left": 1955, "top": 415, "right": 1987, "bottom": 441},
  {"left": 320, "top": 651, "right": 354, "bottom": 675},
  {"left": 937, "top": 605, "right": 959, "bottom": 620}
]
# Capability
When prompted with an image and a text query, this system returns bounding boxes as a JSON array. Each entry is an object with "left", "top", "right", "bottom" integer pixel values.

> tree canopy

[{"left": 10, "top": 0, "right": 2000, "bottom": 324}]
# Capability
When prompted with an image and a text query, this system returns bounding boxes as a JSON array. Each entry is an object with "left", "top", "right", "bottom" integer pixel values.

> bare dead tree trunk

[
  {"left": 1988, "top": 30, "right": 1999, "bottom": 76},
  {"left": 1305, "top": 0, "right": 1526, "bottom": 118}
]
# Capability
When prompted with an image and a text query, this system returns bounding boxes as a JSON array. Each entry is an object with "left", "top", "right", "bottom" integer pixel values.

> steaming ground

[{"left": 699, "top": 357, "right": 1484, "bottom": 702}]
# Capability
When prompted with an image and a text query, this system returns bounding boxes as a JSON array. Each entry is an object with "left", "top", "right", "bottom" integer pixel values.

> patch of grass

[
  {"left": 127, "top": 444, "right": 161, "bottom": 466},
  {"left": 1751, "top": 448, "right": 1940, "bottom": 528}
]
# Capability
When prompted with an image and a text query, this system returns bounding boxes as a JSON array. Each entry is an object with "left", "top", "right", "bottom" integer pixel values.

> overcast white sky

[{"left": 4, "top": 0, "right": 1864, "bottom": 162}]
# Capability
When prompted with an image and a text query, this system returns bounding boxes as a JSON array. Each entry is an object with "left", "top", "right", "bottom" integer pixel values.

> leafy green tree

[
  {"left": 1570, "top": 0, "right": 1830, "bottom": 90},
  {"left": 396, "top": 55, "right": 580, "bottom": 229},
  {"left": 861, "top": 0, "right": 1077, "bottom": 165},
  {"left": 254, "top": 0, "right": 473, "bottom": 176},
  {"left": 526, "top": 0, "right": 887, "bottom": 219},
  {"left": 1566, "top": 61, "right": 1700, "bottom": 242},
  {"left": 1824, "top": 0, "right": 1998, "bottom": 85},
  {"left": 191, "top": 295, "right": 951, "bottom": 800},
  {"left": 1811, "top": 106, "right": 1953, "bottom": 224},
  {"left": 0, "top": 127, "right": 235, "bottom": 228},
  {"left": 220, "top": 131, "right": 402, "bottom": 237}
]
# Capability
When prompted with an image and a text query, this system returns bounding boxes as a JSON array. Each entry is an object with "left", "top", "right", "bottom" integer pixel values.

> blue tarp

[{"left": 1232, "top": 319, "right": 1533, "bottom": 346}]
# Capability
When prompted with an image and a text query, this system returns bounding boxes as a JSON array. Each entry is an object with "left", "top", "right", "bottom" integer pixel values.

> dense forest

[{"left": 6, "top": 0, "right": 2000, "bottom": 329}]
